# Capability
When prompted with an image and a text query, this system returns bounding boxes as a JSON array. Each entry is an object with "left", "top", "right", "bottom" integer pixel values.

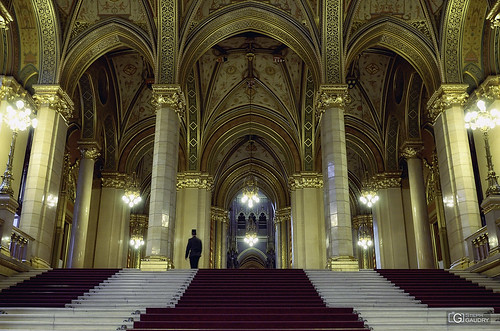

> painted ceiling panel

[
  {"left": 346, "top": 84, "right": 376, "bottom": 129},
  {"left": 124, "top": 87, "right": 155, "bottom": 133},
  {"left": 255, "top": 53, "right": 293, "bottom": 113},
  {"left": 198, "top": 51, "right": 218, "bottom": 99},
  {"left": 357, "top": 52, "right": 391, "bottom": 119}
]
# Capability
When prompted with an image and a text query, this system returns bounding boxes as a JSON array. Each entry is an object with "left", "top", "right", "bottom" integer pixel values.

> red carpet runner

[
  {"left": 0, "top": 268, "right": 119, "bottom": 307},
  {"left": 131, "top": 269, "right": 369, "bottom": 331},
  {"left": 377, "top": 269, "right": 500, "bottom": 313}
]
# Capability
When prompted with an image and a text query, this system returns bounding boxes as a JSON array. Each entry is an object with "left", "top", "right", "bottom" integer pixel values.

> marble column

[
  {"left": 211, "top": 206, "right": 229, "bottom": 269},
  {"left": 20, "top": 85, "right": 73, "bottom": 268},
  {"left": 67, "top": 143, "right": 99, "bottom": 268},
  {"left": 289, "top": 173, "right": 326, "bottom": 269},
  {"left": 274, "top": 207, "right": 291, "bottom": 269},
  {"left": 372, "top": 174, "right": 409, "bottom": 269},
  {"left": 317, "top": 85, "right": 357, "bottom": 270},
  {"left": 51, "top": 154, "right": 71, "bottom": 267},
  {"left": 173, "top": 172, "right": 212, "bottom": 269},
  {"left": 143, "top": 85, "right": 184, "bottom": 271},
  {"left": 402, "top": 146, "right": 434, "bottom": 268},
  {"left": 428, "top": 85, "right": 481, "bottom": 266},
  {"left": 93, "top": 172, "right": 130, "bottom": 268}
]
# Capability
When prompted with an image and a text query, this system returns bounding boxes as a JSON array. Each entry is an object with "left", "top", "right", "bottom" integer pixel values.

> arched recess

[
  {"left": 59, "top": 20, "right": 155, "bottom": 95},
  {"left": 177, "top": 4, "right": 321, "bottom": 87},
  {"left": 31, "top": 0, "right": 60, "bottom": 84},
  {"left": 441, "top": 0, "right": 469, "bottom": 83},
  {"left": 238, "top": 247, "right": 267, "bottom": 269},
  {"left": 346, "top": 19, "right": 442, "bottom": 94}
]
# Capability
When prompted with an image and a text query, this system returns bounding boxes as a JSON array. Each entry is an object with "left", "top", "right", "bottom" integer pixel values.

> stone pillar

[
  {"left": 317, "top": 85, "right": 356, "bottom": 270},
  {"left": 372, "top": 174, "right": 409, "bottom": 269},
  {"left": 289, "top": 173, "right": 326, "bottom": 269},
  {"left": 211, "top": 206, "right": 229, "bottom": 269},
  {"left": 402, "top": 146, "right": 435, "bottom": 268},
  {"left": 143, "top": 85, "right": 184, "bottom": 271},
  {"left": 274, "top": 207, "right": 291, "bottom": 269},
  {"left": 93, "top": 172, "right": 130, "bottom": 268},
  {"left": 173, "top": 172, "right": 212, "bottom": 269},
  {"left": 67, "top": 143, "right": 99, "bottom": 268},
  {"left": 428, "top": 85, "right": 481, "bottom": 266},
  {"left": 20, "top": 85, "right": 73, "bottom": 268}
]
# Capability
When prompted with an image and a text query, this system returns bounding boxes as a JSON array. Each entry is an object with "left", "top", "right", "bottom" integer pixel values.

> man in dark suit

[{"left": 185, "top": 229, "right": 202, "bottom": 268}]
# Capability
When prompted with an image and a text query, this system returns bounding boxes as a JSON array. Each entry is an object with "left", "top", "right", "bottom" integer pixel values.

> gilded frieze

[
  {"left": 288, "top": 172, "right": 323, "bottom": 190},
  {"left": 177, "top": 172, "right": 214, "bottom": 190},
  {"left": 373, "top": 173, "right": 401, "bottom": 190},
  {"left": 33, "top": 85, "right": 74, "bottom": 123},
  {"left": 442, "top": 0, "right": 468, "bottom": 83},
  {"left": 101, "top": 172, "right": 127, "bottom": 189},
  {"left": 426, "top": 84, "right": 468, "bottom": 123},
  {"left": 157, "top": 0, "right": 176, "bottom": 83},
  {"left": 323, "top": 0, "right": 342, "bottom": 83}
]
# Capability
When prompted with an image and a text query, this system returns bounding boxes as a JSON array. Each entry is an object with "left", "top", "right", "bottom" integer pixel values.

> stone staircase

[
  {"left": 0, "top": 269, "right": 48, "bottom": 291},
  {"left": 0, "top": 269, "right": 196, "bottom": 330},
  {"left": 306, "top": 269, "right": 500, "bottom": 330},
  {"left": 449, "top": 269, "right": 500, "bottom": 293}
]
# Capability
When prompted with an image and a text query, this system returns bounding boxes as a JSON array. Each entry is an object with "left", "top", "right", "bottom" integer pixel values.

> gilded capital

[
  {"left": 352, "top": 214, "right": 373, "bottom": 230},
  {"left": 473, "top": 75, "right": 500, "bottom": 101},
  {"left": 288, "top": 173, "right": 323, "bottom": 190},
  {"left": 101, "top": 172, "right": 127, "bottom": 189},
  {"left": 0, "top": 77, "right": 33, "bottom": 106},
  {"left": 316, "top": 84, "right": 350, "bottom": 120},
  {"left": 0, "top": 3, "right": 13, "bottom": 30},
  {"left": 401, "top": 143, "right": 423, "bottom": 159},
  {"left": 211, "top": 206, "right": 229, "bottom": 224},
  {"left": 373, "top": 173, "right": 401, "bottom": 190},
  {"left": 177, "top": 172, "right": 213, "bottom": 190},
  {"left": 33, "top": 85, "right": 74, "bottom": 123},
  {"left": 152, "top": 84, "right": 186, "bottom": 119},
  {"left": 427, "top": 84, "right": 468, "bottom": 123},
  {"left": 274, "top": 207, "right": 291, "bottom": 224},
  {"left": 79, "top": 141, "right": 100, "bottom": 160}
]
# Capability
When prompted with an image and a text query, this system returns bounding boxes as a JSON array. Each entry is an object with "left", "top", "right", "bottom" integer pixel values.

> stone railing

[
  {"left": 10, "top": 227, "right": 34, "bottom": 262},
  {"left": 466, "top": 226, "right": 489, "bottom": 263}
]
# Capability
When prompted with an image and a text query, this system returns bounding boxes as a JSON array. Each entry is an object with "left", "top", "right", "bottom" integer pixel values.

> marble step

[{"left": 450, "top": 270, "right": 500, "bottom": 293}]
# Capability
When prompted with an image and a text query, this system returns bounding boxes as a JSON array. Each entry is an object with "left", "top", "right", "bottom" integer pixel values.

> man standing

[{"left": 185, "top": 229, "right": 202, "bottom": 268}]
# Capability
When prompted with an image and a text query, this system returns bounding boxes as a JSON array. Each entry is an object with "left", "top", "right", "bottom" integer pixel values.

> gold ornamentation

[
  {"left": 211, "top": 206, "right": 229, "bottom": 224},
  {"left": 177, "top": 172, "right": 213, "bottom": 190},
  {"left": 324, "top": 0, "right": 343, "bottom": 83},
  {"left": 157, "top": 0, "right": 176, "bottom": 84},
  {"left": 487, "top": 2, "right": 500, "bottom": 28},
  {"left": 373, "top": 174, "right": 401, "bottom": 190},
  {"left": 0, "top": 77, "right": 32, "bottom": 105},
  {"left": 288, "top": 173, "right": 323, "bottom": 190},
  {"left": 473, "top": 75, "right": 500, "bottom": 101},
  {"left": 274, "top": 207, "right": 291, "bottom": 224},
  {"left": 32, "top": 0, "right": 58, "bottom": 84},
  {"left": 0, "top": 2, "right": 13, "bottom": 30},
  {"left": 152, "top": 84, "right": 186, "bottom": 119},
  {"left": 101, "top": 172, "right": 127, "bottom": 189},
  {"left": 442, "top": 0, "right": 468, "bottom": 83},
  {"left": 78, "top": 141, "right": 100, "bottom": 160},
  {"left": 33, "top": 85, "right": 74, "bottom": 123},
  {"left": 401, "top": 144, "right": 422, "bottom": 159},
  {"left": 427, "top": 84, "right": 468, "bottom": 123},
  {"left": 316, "top": 85, "right": 349, "bottom": 120},
  {"left": 352, "top": 215, "right": 373, "bottom": 230}
]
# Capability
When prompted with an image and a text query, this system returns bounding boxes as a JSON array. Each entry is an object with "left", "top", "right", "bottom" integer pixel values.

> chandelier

[
  {"left": 129, "top": 237, "right": 145, "bottom": 249},
  {"left": 359, "top": 189, "right": 379, "bottom": 207},
  {"left": 357, "top": 221, "right": 373, "bottom": 250},
  {"left": 244, "top": 213, "right": 258, "bottom": 246},
  {"left": 122, "top": 173, "right": 141, "bottom": 207},
  {"left": 241, "top": 177, "right": 260, "bottom": 208}
]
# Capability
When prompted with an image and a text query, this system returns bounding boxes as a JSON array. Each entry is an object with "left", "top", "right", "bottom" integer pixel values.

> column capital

[
  {"left": 101, "top": 172, "right": 127, "bottom": 189},
  {"left": 0, "top": 76, "right": 32, "bottom": 103},
  {"left": 427, "top": 84, "right": 468, "bottom": 123},
  {"left": 152, "top": 84, "right": 186, "bottom": 119},
  {"left": 33, "top": 85, "right": 74, "bottom": 123},
  {"left": 401, "top": 142, "right": 423, "bottom": 159},
  {"left": 0, "top": 2, "right": 13, "bottom": 30},
  {"left": 472, "top": 75, "right": 500, "bottom": 101},
  {"left": 316, "top": 84, "right": 349, "bottom": 120},
  {"left": 211, "top": 206, "right": 229, "bottom": 224},
  {"left": 288, "top": 172, "right": 323, "bottom": 190},
  {"left": 373, "top": 173, "right": 401, "bottom": 189},
  {"left": 274, "top": 207, "right": 291, "bottom": 224},
  {"left": 177, "top": 172, "right": 213, "bottom": 191},
  {"left": 78, "top": 141, "right": 100, "bottom": 160},
  {"left": 352, "top": 214, "right": 373, "bottom": 230}
]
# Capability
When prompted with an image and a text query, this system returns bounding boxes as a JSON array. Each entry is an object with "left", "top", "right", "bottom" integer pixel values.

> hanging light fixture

[
  {"left": 357, "top": 221, "right": 373, "bottom": 250},
  {"left": 359, "top": 171, "right": 379, "bottom": 208},
  {"left": 122, "top": 172, "right": 141, "bottom": 208},
  {"left": 244, "top": 213, "right": 258, "bottom": 246}
]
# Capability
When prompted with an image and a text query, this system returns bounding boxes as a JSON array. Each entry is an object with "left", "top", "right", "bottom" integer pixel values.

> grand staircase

[{"left": 131, "top": 269, "right": 369, "bottom": 330}]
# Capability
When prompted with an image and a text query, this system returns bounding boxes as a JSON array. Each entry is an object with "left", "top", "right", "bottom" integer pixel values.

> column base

[
  {"left": 141, "top": 256, "right": 174, "bottom": 271},
  {"left": 327, "top": 256, "right": 359, "bottom": 271},
  {"left": 30, "top": 256, "right": 51, "bottom": 269},
  {"left": 449, "top": 256, "right": 471, "bottom": 270}
]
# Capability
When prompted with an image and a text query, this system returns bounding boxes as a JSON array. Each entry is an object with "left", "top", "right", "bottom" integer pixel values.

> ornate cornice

[
  {"left": 33, "top": 85, "right": 74, "bottom": 123},
  {"left": 177, "top": 172, "right": 213, "bottom": 190},
  {"left": 315, "top": 84, "right": 349, "bottom": 120},
  {"left": 101, "top": 172, "right": 127, "bottom": 189},
  {"left": 373, "top": 173, "right": 401, "bottom": 189},
  {"left": 427, "top": 84, "right": 468, "bottom": 123},
  {"left": 352, "top": 214, "right": 373, "bottom": 230},
  {"left": 211, "top": 206, "right": 229, "bottom": 224},
  {"left": 288, "top": 173, "right": 323, "bottom": 190},
  {"left": 0, "top": 76, "right": 34, "bottom": 106},
  {"left": 473, "top": 75, "right": 500, "bottom": 101},
  {"left": 152, "top": 84, "right": 186, "bottom": 119}
]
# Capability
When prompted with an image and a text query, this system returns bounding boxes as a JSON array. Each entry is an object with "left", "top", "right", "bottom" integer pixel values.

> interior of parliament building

[{"left": 0, "top": 0, "right": 500, "bottom": 330}]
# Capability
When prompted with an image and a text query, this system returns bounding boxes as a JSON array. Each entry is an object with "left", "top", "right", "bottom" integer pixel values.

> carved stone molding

[
  {"left": 315, "top": 84, "right": 349, "bottom": 120},
  {"left": 78, "top": 141, "right": 100, "bottom": 161},
  {"left": 274, "top": 207, "right": 291, "bottom": 224},
  {"left": 401, "top": 142, "right": 423, "bottom": 159},
  {"left": 211, "top": 206, "right": 229, "bottom": 224},
  {"left": 427, "top": 84, "right": 468, "bottom": 123},
  {"left": 0, "top": 2, "right": 13, "bottom": 30},
  {"left": 288, "top": 173, "right": 323, "bottom": 190},
  {"left": 101, "top": 172, "right": 127, "bottom": 189},
  {"left": 152, "top": 84, "right": 186, "bottom": 119},
  {"left": 472, "top": 75, "right": 500, "bottom": 101},
  {"left": 0, "top": 77, "right": 31, "bottom": 104},
  {"left": 33, "top": 85, "right": 74, "bottom": 123},
  {"left": 373, "top": 173, "right": 401, "bottom": 190},
  {"left": 177, "top": 172, "right": 213, "bottom": 191}
]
